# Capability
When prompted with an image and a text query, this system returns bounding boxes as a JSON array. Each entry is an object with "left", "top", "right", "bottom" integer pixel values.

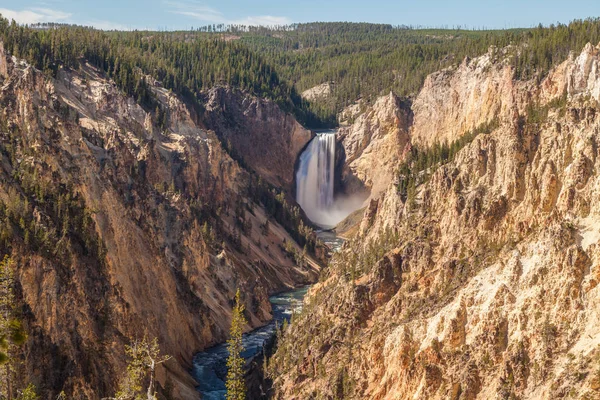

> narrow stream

[{"left": 191, "top": 232, "right": 342, "bottom": 399}]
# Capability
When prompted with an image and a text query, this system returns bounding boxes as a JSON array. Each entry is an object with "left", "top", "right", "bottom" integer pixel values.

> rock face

[
  {"left": 337, "top": 92, "right": 412, "bottom": 199},
  {"left": 546, "top": 42, "right": 600, "bottom": 102},
  {"left": 301, "top": 82, "right": 334, "bottom": 102},
  {"left": 338, "top": 99, "right": 366, "bottom": 126},
  {"left": 202, "top": 86, "right": 313, "bottom": 190},
  {"left": 410, "top": 46, "right": 525, "bottom": 148},
  {"left": 271, "top": 43, "right": 600, "bottom": 399},
  {"left": 0, "top": 47, "right": 319, "bottom": 398}
]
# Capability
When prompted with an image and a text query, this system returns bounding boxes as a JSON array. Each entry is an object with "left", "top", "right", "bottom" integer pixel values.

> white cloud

[
  {"left": 80, "top": 20, "right": 132, "bottom": 31},
  {"left": 165, "top": 1, "right": 290, "bottom": 27},
  {"left": 0, "top": 7, "right": 138, "bottom": 30},
  {"left": 230, "top": 15, "right": 291, "bottom": 26},
  {"left": 0, "top": 2, "right": 290, "bottom": 31},
  {"left": 0, "top": 7, "right": 71, "bottom": 24},
  {"left": 167, "top": 2, "right": 226, "bottom": 23}
]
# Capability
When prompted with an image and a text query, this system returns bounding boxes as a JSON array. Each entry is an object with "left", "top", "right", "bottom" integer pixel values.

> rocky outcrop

[
  {"left": 544, "top": 42, "right": 600, "bottom": 102},
  {"left": 202, "top": 86, "right": 313, "bottom": 190},
  {"left": 410, "top": 46, "right": 525, "bottom": 148},
  {"left": 337, "top": 92, "right": 412, "bottom": 199},
  {"left": 334, "top": 47, "right": 520, "bottom": 204},
  {"left": 301, "top": 82, "right": 334, "bottom": 102},
  {"left": 271, "top": 43, "right": 600, "bottom": 400},
  {"left": 338, "top": 99, "right": 366, "bottom": 126},
  {"left": 0, "top": 48, "right": 319, "bottom": 398}
]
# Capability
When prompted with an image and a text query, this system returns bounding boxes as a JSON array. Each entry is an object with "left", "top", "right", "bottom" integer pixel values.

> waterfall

[{"left": 296, "top": 132, "right": 337, "bottom": 227}]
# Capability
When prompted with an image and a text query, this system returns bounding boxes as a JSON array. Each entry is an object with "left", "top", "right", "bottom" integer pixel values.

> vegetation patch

[{"left": 397, "top": 118, "right": 500, "bottom": 203}]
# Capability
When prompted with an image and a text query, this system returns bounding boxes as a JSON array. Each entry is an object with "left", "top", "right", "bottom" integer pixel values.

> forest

[{"left": 2, "top": 17, "right": 600, "bottom": 127}]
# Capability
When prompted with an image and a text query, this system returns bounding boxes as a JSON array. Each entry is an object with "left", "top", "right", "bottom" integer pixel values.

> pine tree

[
  {"left": 226, "top": 289, "right": 247, "bottom": 400},
  {"left": 15, "top": 384, "right": 38, "bottom": 400},
  {"left": 0, "top": 256, "right": 27, "bottom": 400}
]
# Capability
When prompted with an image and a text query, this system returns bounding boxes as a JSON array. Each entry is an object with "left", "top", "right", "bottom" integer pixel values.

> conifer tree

[
  {"left": 0, "top": 256, "right": 27, "bottom": 400},
  {"left": 226, "top": 289, "right": 247, "bottom": 400},
  {"left": 15, "top": 384, "right": 38, "bottom": 400}
]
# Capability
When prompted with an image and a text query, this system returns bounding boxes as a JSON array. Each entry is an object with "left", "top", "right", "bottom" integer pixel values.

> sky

[{"left": 0, "top": 0, "right": 599, "bottom": 31}]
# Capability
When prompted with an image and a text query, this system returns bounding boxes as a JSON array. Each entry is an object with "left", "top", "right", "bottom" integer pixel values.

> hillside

[
  {"left": 12, "top": 19, "right": 600, "bottom": 129},
  {"left": 201, "top": 20, "right": 600, "bottom": 124}
]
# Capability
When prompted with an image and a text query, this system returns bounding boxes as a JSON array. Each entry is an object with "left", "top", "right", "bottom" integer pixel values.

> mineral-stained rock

[
  {"left": 0, "top": 46, "right": 319, "bottom": 398},
  {"left": 271, "top": 43, "right": 600, "bottom": 400},
  {"left": 202, "top": 86, "right": 313, "bottom": 190},
  {"left": 337, "top": 92, "right": 412, "bottom": 200}
]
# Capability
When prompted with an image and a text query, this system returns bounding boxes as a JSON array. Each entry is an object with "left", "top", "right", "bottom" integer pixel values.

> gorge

[
  {"left": 191, "top": 287, "right": 309, "bottom": 400},
  {"left": 2, "top": 14, "right": 600, "bottom": 400},
  {"left": 192, "top": 135, "right": 351, "bottom": 398}
]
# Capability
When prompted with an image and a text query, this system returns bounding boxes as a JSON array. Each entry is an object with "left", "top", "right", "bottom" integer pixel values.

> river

[
  {"left": 191, "top": 231, "right": 341, "bottom": 399},
  {"left": 191, "top": 286, "right": 309, "bottom": 399}
]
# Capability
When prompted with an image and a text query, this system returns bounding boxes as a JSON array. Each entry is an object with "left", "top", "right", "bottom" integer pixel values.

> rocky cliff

[
  {"left": 202, "top": 86, "right": 313, "bottom": 190},
  {"left": 410, "top": 46, "right": 526, "bottom": 148},
  {"left": 337, "top": 92, "right": 412, "bottom": 199},
  {"left": 270, "top": 43, "right": 600, "bottom": 400},
  {"left": 0, "top": 45, "right": 319, "bottom": 398}
]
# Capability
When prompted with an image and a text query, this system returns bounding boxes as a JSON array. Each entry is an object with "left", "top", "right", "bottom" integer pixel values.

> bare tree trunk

[
  {"left": 147, "top": 360, "right": 155, "bottom": 400},
  {"left": 6, "top": 363, "right": 11, "bottom": 400}
]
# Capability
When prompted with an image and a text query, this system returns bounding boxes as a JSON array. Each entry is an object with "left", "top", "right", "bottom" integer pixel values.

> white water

[{"left": 296, "top": 131, "right": 363, "bottom": 228}]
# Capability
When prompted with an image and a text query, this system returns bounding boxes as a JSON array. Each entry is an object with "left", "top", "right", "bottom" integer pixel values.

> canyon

[{"left": 1, "top": 18, "right": 600, "bottom": 400}]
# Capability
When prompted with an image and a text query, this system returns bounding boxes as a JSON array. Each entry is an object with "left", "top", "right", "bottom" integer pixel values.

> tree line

[
  {"left": 3, "top": 17, "right": 600, "bottom": 128},
  {"left": 234, "top": 19, "right": 600, "bottom": 122},
  {"left": 0, "top": 17, "right": 328, "bottom": 127}
]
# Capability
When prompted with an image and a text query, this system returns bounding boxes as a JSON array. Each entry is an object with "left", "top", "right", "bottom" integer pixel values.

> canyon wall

[
  {"left": 409, "top": 46, "right": 527, "bottom": 147},
  {"left": 202, "top": 86, "right": 313, "bottom": 190},
  {"left": 271, "top": 43, "right": 600, "bottom": 400},
  {"left": 337, "top": 92, "right": 412, "bottom": 200},
  {"left": 0, "top": 45, "right": 318, "bottom": 398}
]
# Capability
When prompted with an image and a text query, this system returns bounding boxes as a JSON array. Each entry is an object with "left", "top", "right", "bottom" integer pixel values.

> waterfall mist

[{"left": 296, "top": 132, "right": 364, "bottom": 228}]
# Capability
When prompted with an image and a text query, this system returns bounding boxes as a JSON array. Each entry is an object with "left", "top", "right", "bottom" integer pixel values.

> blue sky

[{"left": 0, "top": 0, "right": 599, "bottom": 31}]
